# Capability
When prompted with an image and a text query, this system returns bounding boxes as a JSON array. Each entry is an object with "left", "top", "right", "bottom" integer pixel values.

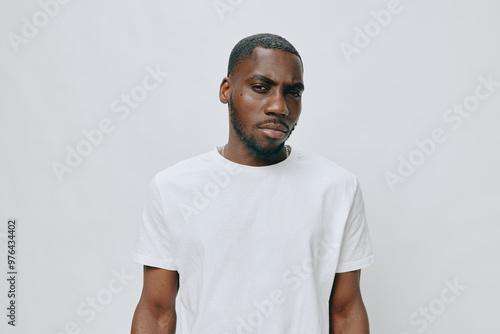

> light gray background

[{"left": 1, "top": 0, "right": 499, "bottom": 333}]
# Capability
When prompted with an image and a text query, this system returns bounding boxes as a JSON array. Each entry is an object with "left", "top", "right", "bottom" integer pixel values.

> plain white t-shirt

[{"left": 132, "top": 146, "right": 374, "bottom": 333}]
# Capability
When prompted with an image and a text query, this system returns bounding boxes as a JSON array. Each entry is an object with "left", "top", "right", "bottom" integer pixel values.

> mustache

[{"left": 254, "top": 119, "right": 290, "bottom": 131}]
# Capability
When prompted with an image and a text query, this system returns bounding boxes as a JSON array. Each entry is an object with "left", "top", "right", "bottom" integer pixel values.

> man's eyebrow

[
  {"left": 288, "top": 82, "right": 305, "bottom": 92},
  {"left": 248, "top": 74, "right": 275, "bottom": 86},
  {"left": 248, "top": 74, "right": 305, "bottom": 91}
]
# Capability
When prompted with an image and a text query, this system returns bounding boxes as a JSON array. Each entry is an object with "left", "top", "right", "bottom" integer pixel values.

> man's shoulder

[
  {"left": 154, "top": 148, "right": 216, "bottom": 181},
  {"left": 294, "top": 148, "right": 358, "bottom": 184}
]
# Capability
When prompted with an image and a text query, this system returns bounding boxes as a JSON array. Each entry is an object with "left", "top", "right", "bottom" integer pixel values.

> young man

[{"left": 131, "top": 33, "right": 374, "bottom": 333}]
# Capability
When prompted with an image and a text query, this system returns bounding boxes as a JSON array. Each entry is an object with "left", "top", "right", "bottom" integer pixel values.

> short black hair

[{"left": 227, "top": 33, "right": 303, "bottom": 77}]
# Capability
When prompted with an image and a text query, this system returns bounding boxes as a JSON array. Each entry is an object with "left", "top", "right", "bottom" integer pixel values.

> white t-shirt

[{"left": 132, "top": 146, "right": 374, "bottom": 334}]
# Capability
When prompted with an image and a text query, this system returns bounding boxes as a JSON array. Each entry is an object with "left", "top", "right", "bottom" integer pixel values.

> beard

[{"left": 229, "top": 94, "right": 297, "bottom": 160}]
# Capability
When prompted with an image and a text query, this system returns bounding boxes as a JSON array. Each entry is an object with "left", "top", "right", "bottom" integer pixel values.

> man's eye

[
  {"left": 289, "top": 91, "right": 301, "bottom": 98},
  {"left": 253, "top": 85, "right": 268, "bottom": 91}
]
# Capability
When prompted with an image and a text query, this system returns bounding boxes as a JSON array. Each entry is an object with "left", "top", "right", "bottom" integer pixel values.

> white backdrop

[{"left": 1, "top": 0, "right": 499, "bottom": 333}]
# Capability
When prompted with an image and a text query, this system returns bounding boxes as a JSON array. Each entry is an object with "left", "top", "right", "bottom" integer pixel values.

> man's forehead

[
  {"left": 250, "top": 47, "right": 302, "bottom": 68},
  {"left": 234, "top": 47, "right": 303, "bottom": 82}
]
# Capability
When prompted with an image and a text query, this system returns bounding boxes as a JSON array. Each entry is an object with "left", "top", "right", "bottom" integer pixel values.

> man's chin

[{"left": 245, "top": 141, "right": 285, "bottom": 160}]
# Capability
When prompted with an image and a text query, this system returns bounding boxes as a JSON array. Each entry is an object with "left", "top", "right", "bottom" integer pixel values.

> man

[{"left": 131, "top": 33, "right": 374, "bottom": 333}]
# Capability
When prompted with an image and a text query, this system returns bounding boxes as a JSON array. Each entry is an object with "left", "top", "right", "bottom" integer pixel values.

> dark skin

[
  {"left": 219, "top": 47, "right": 304, "bottom": 166},
  {"left": 131, "top": 47, "right": 369, "bottom": 334},
  {"left": 330, "top": 270, "right": 370, "bottom": 333}
]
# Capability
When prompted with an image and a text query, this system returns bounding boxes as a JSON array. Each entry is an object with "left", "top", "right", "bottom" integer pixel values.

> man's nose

[{"left": 264, "top": 91, "right": 288, "bottom": 117}]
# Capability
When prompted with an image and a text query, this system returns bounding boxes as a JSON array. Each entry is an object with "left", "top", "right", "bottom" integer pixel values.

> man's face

[{"left": 221, "top": 47, "right": 304, "bottom": 159}]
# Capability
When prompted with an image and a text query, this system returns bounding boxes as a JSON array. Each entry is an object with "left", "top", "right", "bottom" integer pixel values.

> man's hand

[
  {"left": 131, "top": 266, "right": 179, "bottom": 334},
  {"left": 329, "top": 270, "right": 369, "bottom": 334}
]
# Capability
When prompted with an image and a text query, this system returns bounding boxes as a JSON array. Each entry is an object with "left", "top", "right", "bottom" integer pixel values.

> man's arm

[
  {"left": 131, "top": 265, "right": 179, "bottom": 334},
  {"left": 329, "top": 270, "right": 369, "bottom": 334}
]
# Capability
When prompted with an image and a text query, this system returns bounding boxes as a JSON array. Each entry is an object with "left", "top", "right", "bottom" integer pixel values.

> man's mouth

[{"left": 257, "top": 123, "right": 288, "bottom": 139}]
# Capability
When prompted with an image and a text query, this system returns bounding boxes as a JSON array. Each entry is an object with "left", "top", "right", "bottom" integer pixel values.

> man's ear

[{"left": 219, "top": 77, "right": 231, "bottom": 104}]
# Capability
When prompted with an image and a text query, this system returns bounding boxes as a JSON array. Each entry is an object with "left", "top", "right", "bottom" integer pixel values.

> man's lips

[
  {"left": 258, "top": 123, "right": 288, "bottom": 133},
  {"left": 257, "top": 123, "right": 288, "bottom": 139}
]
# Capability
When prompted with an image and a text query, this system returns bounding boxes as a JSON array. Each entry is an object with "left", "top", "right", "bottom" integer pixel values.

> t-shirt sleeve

[
  {"left": 131, "top": 176, "right": 178, "bottom": 271},
  {"left": 336, "top": 176, "right": 375, "bottom": 273}
]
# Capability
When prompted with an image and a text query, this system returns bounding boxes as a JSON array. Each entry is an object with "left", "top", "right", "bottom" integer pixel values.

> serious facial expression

[{"left": 224, "top": 47, "right": 304, "bottom": 159}]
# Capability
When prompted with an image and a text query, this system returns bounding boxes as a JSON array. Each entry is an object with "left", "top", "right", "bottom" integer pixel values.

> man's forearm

[
  {"left": 330, "top": 301, "right": 369, "bottom": 334},
  {"left": 131, "top": 305, "right": 176, "bottom": 334}
]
